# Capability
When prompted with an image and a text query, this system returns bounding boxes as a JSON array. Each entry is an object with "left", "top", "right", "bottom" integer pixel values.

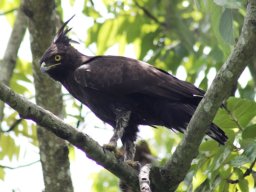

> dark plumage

[{"left": 40, "top": 17, "right": 227, "bottom": 161}]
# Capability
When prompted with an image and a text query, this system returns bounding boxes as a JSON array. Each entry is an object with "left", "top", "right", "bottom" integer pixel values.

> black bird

[{"left": 40, "top": 16, "right": 227, "bottom": 161}]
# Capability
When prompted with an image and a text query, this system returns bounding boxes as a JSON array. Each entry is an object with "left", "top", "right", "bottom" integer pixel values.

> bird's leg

[
  {"left": 123, "top": 139, "right": 140, "bottom": 169},
  {"left": 103, "top": 110, "right": 131, "bottom": 152},
  {"left": 123, "top": 140, "right": 136, "bottom": 161}
]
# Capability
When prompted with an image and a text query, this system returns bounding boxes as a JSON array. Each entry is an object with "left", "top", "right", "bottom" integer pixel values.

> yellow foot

[
  {"left": 103, "top": 142, "right": 116, "bottom": 152},
  {"left": 102, "top": 142, "right": 117, "bottom": 153},
  {"left": 125, "top": 160, "right": 141, "bottom": 170},
  {"left": 103, "top": 144, "right": 124, "bottom": 160}
]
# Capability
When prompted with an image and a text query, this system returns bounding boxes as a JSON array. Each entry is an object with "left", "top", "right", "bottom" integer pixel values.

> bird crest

[{"left": 53, "top": 15, "right": 78, "bottom": 46}]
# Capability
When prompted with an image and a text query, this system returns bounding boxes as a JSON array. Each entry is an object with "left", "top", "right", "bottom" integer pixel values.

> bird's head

[{"left": 40, "top": 15, "right": 81, "bottom": 81}]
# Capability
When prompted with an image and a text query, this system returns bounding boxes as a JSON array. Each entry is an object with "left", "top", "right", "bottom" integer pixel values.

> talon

[
  {"left": 115, "top": 149, "right": 124, "bottom": 160},
  {"left": 103, "top": 142, "right": 117, "bottom": 152},
  {"left": 125, "top": 160, "right": 141, "bottom": 170}
]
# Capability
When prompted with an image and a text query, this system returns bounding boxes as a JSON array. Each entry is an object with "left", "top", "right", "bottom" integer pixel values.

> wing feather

[{"left": 74, "top": 56, "right": 204, "bottom": 102}]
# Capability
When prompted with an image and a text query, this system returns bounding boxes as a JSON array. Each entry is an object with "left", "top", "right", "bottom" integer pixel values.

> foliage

[{"left": 0, "top": 0, "right": 256, "bottom": 191}]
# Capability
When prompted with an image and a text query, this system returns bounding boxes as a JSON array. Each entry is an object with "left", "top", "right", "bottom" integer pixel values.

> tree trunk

[{"left": 22, "top": 0, "right": 73, "bottom": 191}]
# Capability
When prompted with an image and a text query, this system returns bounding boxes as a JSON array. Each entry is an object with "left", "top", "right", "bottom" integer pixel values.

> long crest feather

[{"left": 54, "top": 15, "right": 77, "bottom": 45}]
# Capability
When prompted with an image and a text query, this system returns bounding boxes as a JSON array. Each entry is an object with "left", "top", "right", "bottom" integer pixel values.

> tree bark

[
  {"left": 21, "top": 0, "right": 73, "bottom": 191},
  {"left": 0, "top": 2, "right": 27, "bottom": 123}
]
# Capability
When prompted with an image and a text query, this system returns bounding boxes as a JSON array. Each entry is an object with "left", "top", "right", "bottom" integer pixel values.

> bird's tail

[{"left": 207, "top": 124, "right": 228, "bottom": 145}]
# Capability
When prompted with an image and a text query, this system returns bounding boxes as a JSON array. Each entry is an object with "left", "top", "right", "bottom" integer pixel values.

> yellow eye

[{"left": 54, "top": 55, "right": 61, "bottom": 62}]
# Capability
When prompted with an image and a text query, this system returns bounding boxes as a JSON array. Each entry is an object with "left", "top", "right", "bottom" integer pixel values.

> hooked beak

[{"left": 40, "top": 62, "right": 61, "bottom": 73}]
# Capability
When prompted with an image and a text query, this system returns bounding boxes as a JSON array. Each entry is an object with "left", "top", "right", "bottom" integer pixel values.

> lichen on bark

[{"left": 22, "top": 0, "right": 74, "bottom": 191}]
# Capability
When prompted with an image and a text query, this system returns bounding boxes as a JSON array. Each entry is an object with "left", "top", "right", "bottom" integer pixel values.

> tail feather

[
  {"left": 207, "top": 124, "right": 228, "bottom": 145},
  {"left": 159, "top": 102, "right": 228, "bottom": 144}
]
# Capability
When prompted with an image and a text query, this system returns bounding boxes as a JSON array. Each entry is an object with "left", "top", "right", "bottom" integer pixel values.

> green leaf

[
  {"left": 0, "top": 169, "right": 5, "bottom": 180},
  {"left": 227, "top": 98, "right": 256, "bottom": 128},
  {"left": 69, "top": 0, "right": 75, "bottom": 6},
  {"left": 86, "top": 22, "right": 102, "bottom": 46},
  {"left": 194, "top": 178, "right": 210, "bottom": 192},
  {"left": 242, "top": 124, "right": 256, "bottom": 139},
  {"left": 231, "top": 155, "right": 250, "bottom": 167},
  {"left": 206, "top": 1, "right": 231, "bottom": 57},
  {"left": 214, "top": 97, "right": 256, "bottom": 129},
  {"left": 218, "top": 179, "right": 229, "bottom": 192},
  {"left": 209, "top": 146, "right": 231, "bottom": 171},
  {"left": 219, "top": 165, "right": 232, "bottom": 178},
  {"left": 91, "top": 170, "right": 119, "bottom": 192},
  {"left": 214, "top": 0, "right": 243, "bottom": 9},
  {"left": 0, "top": 134, "right": 19, "bottom": 161},
  {"left": 96, "top": 17, "right": 126, "bottom": 54},
  {"left": 0, "top": 0, "right": 6, "bottom": 9},
  {"left": 233, "top": 167, "right": 244, "bottom": 179},
  {"left": 199, "top": 140, "right": 218, "bottom": 155},
  {"left": 231, "top": 139, "right": 256, "bottom": 167},
  {"left": 83, "top": 5, "right": 101, "bottom": 19},
  {"left": 238, "top": 179, "right": 249, "bottom": 192},
  {"left": 241, "top": 139, "right": 256, "bottom": 161},
  {"left": 219, "top": 9, "right": 235, "bottom": 44}
]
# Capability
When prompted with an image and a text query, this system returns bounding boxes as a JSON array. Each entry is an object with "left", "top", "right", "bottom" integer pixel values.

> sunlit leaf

[
  {"left": 214, "top": 0, "right": 243, "bottom": 9},
  {"left": 208, "top": 146, "right": 231, "bottom": 171},
  {"left": 238, "top": 178, "right": 249, "bottom": 192},
  {"left": 231, "top": 139, "right": 256, "bottom": 169},
  {"left": 227, "top": 98, "right": 256, "bottom": 128},
  {"left": 206, "top": 1, "right": 231, "bottom": 57},
  {"left": 219, "top": 9, "right": 235, "bottom": 44},
  {"left": 91, "top": 170, "right": 119, "bottom": 192},
  {"left": 214, "top": 97, "right": 256, "bottom": 130},
  {"left": 83, "top": 5, "right": 101, "bottom": 19},
  {"left": 231, "top": 155, "right": 250, "bottom": 167},
  {"left": 194, "top": 179, "right": 210, "bottom": 192},
  {"left": 0, "top": 169, "right": 5, "bottom": 181},
  {"left": 0, "top": 134, "right": 19, "bottom": 161},
  {"left": 69, "top": 0, "right": 75, "bottom": 6}
]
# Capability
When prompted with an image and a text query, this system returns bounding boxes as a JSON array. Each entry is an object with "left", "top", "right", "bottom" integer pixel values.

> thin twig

[
  {"left": 0, "top": 118, "right": 23, "bottom": 132},
  {"left": 89, "top": 0, "right": 94, "bottom": 6},
  {"left": 0, "top": 8, "right": 18, "bottom": 16},
  {"left": 133, "top": 0, "right": 166, "bottom": 27},
  {"left": 0, "top": 160, "right": 40, "bottom": 170},
  {"left": 76, "top": 103, "right": 83, "bottom": 128}
]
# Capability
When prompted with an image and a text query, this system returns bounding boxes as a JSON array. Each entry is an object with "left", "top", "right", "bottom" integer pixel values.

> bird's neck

[{"left": 80, "top": 54, "right": 93, "bottom": 64}]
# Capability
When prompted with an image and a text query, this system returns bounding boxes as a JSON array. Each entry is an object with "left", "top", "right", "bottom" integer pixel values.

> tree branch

[
  {"left": 150, "top": 1, "right": 256, "bottom": 191},
  {"left": 0, "top": 2, "right": 27, "bottom": 123},
  {"left": 0, "top": 82, "right": 140, "bottom": 191}
]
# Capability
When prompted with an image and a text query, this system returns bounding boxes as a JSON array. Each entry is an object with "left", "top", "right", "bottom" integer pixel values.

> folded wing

[{"left": 74, "top": 56, "right": 204, "bottom": 104}]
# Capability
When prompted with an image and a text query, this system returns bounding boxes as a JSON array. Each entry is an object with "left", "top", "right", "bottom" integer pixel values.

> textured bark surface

[
  {"left": 22, "top": 0, "right": 73, "bottom": 191},
  {"left": 0, "top": 3, "right": 27, "bottom": 122}
]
